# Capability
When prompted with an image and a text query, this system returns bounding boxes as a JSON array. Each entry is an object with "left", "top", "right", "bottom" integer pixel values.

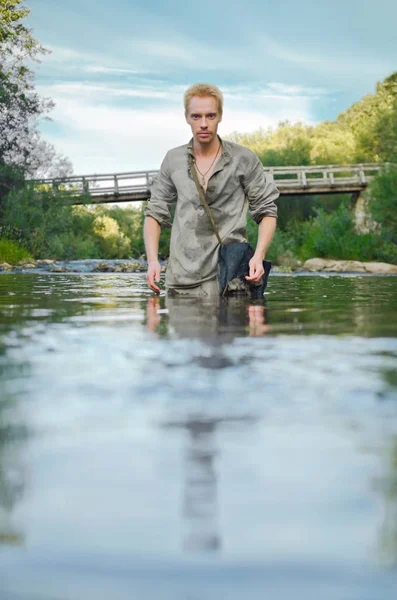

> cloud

[
  {"left": 39, "top": 45, "right": 155, "bottom": 77},
  {"left": 84, "top": 66, "right": 146, "bottom": 75},
  {"left": 259, "top": 36, "right": 394, "bottom": 80},
  {"left": 38, "top": 78, "right": 316, "bottom": 174},
  {"left": 266, "top": 83, "right": 330, "bottom": 97},
  {"left": 38, "top": 82, "right": 172, "bottom": 100}
]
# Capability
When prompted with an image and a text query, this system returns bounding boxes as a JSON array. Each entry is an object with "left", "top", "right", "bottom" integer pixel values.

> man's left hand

[{"left": 245, "top": 254, "right": 264, "bottom": 284}]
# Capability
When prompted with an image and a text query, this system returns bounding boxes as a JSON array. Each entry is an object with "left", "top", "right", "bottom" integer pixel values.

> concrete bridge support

[{"left": 353, "top": 191, "right": 377, "bottom": 234}]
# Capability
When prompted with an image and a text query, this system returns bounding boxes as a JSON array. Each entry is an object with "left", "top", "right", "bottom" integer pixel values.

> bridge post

[
  {"left": 52, "top": 180, "right": 59, "bottom": 196},
  {"left": 359, "top": 164, "right": 366, "bottom": 185},
  {"left": 353, "top": 191, "right": 375, "bottom": 234}
]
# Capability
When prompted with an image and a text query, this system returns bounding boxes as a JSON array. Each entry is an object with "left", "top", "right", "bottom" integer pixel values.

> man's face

[{"left": 185, "top": 95, "right": 222, "bottom": 145}]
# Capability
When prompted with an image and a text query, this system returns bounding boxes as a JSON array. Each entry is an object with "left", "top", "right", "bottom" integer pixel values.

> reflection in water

[
  {"left": 378, "top": 436, "right": 397, "bottom": 566},
  {"left": 146, "top": 294, "right": 269, "bottom": 554},
  {"left": 0, "top": 397, "right": 26, "bottom": 546},
  {"left": 166, "top": 416, "right": 221, "bottom": 553},
  {"left": 163, "top": 414, "right": 257, "bottom": 554},
  {"left": 0, "top": 273, "right": 397, "bottom": 598},
  {"left": 150, "top": 295, "right": 265, "bottom": 553},
  {"left": 146, "top": 294, "right": 269, "bottom": 340}
]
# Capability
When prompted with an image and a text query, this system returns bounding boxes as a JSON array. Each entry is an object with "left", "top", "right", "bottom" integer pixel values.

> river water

[{"left": 0, "top": 270, "right": 397, "bottom": 600}]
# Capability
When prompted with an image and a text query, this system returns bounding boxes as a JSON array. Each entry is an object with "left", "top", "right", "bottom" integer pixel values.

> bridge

[{"left": 37, "top": 163, "right": 384, "bottom": 205}]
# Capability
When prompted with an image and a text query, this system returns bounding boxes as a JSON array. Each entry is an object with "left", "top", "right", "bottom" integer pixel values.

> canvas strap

[{"left": 189, "top": 155, "right": 223, "bottom": 246}]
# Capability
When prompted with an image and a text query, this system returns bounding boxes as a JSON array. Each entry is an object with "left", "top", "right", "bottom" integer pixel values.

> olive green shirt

[{"left": 144, "top": 137, "right": 279, "bottom": 288}]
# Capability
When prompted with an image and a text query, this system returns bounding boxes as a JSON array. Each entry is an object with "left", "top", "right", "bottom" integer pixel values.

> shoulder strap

[{"left": 189, "top": 155, "right": 222, "bottom": 245}]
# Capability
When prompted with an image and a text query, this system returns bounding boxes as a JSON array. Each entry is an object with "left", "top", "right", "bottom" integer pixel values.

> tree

[
  {"left": 338, "top": 72, "right": 397, "bottom": 162},
  {"left": 369, "top": 165, "right": 397, "bottom": 239},
  {"left": 372, "top": 74, "right": 397, "bottom": 163},
  {"left": 0, "top": 0, "right": 72, "bottom": 198},
  {"left": 310, "top": 122, "right": 356, "bottom": 164}
]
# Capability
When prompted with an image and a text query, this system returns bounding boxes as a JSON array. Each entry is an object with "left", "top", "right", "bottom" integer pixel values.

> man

[{"left": 144, "top": 83, "right": 279, "bottom": 296}]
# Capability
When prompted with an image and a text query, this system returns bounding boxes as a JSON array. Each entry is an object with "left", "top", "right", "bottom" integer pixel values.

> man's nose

[{"left": 200, "top": 117, "right": 208, "bottom": 128}]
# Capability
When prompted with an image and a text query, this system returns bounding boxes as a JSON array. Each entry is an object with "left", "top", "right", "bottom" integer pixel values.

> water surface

[{"left": 0, "top": 272, "right": 397, "bottom": 600}]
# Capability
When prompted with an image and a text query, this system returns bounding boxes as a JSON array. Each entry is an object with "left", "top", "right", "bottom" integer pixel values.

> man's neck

[{"left": 193, "top": 135, "right": 221, "bottom": 158}]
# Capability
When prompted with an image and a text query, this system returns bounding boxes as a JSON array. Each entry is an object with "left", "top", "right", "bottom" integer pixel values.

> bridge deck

[{"left": 35, "top": 163, "right": 384, "bottom": 204}]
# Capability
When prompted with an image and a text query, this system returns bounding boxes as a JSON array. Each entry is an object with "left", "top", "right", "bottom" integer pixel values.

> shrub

[
  {"left": 93, "top": 215, "right": 131, "bottom": 258},
  {"left": 298, "top": 202, "right": 397, "bottom": 264},
  {"left": 266, "top": 229, "right": 299, "bottom": 265},
  {"left": 369, "top": 165, "right": 397, "bottom": 237},
  {"left": 0, "top": 238, "right": 32, "bottom": 264},
  {"left": 1, "top": 184, "right": 75, "bottom": 258}
]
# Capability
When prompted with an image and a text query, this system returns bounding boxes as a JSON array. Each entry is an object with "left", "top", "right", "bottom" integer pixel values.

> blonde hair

[{"left": 184, "top": 83, "right": 224, "bottom": 117}]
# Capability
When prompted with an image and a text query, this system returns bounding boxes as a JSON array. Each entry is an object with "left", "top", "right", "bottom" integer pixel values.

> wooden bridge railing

[{"left": 34, "top": 163, "right": 385, "bottom": 204}]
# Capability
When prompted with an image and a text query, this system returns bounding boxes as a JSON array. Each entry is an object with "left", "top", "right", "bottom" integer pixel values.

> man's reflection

[
  {"left": 146, "top": 294, "right": 270, "bottom": 340},
  {"left": 0, "top": 420, "right": 25, "bottom": 546},
  {"left": 378, "top": 435, "right": 397, "bottom": 566},
  {"left": 147, "top": 294, "right": 265, "bottom": 553},
  {"left": 163, "top": 414, "right": 257, "bottom": 553}
]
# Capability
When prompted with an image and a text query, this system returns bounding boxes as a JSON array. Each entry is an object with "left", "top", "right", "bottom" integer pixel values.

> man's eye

[
  {"left": 208, "top": 114, "right": 216, "bottom": 119},
  {"left": 192, "top": 115, "right": 200, "bottom": 119}
]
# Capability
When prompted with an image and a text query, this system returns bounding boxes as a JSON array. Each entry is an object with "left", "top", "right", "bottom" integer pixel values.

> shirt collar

[{"left": 187, "top": 135, "right": 230, "bottom": 161}]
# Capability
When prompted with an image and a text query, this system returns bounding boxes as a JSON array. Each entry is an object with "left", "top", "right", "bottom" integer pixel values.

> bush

[
  {"left": 0, "top": 238, "right": 32, "bottom": 264},
  {"left": 93, "top": 215, "right": 131, "bottom": 259},
  {"left": 298, "top": 202, "right": 397, "bottom": 264},
  {"left": 99, "top": 204, "right": 146, "bottom": 257},
  {"left": 2, "top": 184, "right": 75, "bottom": 258},
  {"left": 1, "top": 184, "right": 106, "bottom": 259},
  {"left": 266, "top": 229, "right": 299, "bottom": 265},
  {"left": 369, "top": 165, "right": 397, "bottom": 237}
]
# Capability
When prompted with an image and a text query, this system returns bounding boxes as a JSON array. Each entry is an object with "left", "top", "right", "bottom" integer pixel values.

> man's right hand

[{"left": 146, "top": 260, "right": 161, "bottom": 294}]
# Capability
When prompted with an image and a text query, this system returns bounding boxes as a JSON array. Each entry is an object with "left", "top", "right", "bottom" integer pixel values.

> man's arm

[
  {"left": 144, "top": 216, "right": 161, "bottom": 293},
  {"left": 143, "top": 151, "right": 177, "bottom": 293},
  {"left": 242, "top": 151, "right": 279, "bottom": 283},
  {"left": 245, "top": 216, "right": 277, "bottom": 283}
]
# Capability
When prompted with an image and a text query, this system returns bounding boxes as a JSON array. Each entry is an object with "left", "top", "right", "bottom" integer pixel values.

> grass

[{"left": 0, "top": 238, "right": 33, "bottom": 265}]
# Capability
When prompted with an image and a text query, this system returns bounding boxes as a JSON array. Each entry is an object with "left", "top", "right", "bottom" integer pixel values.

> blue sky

[{"left": 27, "top": 0, "right": 396, "bottom": 174}]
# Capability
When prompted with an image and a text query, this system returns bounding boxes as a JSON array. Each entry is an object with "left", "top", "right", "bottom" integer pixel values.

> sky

[{"left": 27, "top": 0, "right": 397, "bottom": 175}]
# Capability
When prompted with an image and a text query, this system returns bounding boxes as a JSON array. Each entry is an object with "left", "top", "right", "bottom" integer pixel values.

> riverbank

[
  {"left": 297, "top": 258, "right": 397, "bottom": 274},
  {"left": 1, "top": 258, "right": 397, "bottom": 274},
  {"left": 0, "top": 258, "right": 151, "bottom": 273}
]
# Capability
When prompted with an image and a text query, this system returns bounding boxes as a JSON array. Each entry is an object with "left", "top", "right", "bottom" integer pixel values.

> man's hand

[
  {"left": 146, "top": 296, "right": 160, "bottom": 332},
  {"left": 146, "top": 260, "right": 161, "bottom": 294},
  {"left": 245, "top": 254, "right": 264, "bottom": 284}
]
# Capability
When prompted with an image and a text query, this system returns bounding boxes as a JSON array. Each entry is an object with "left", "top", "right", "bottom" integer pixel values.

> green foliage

[
  {"left": 369, "top": 165, "right": 397, "bottom": 236},
  {"left": 310, "top": 122, "right": 356, "bottom": 164},
  {"left": 338, "top": 73, "right": 397, "bottom": 162},
  {"left": 226, "top": 71, "right": 397, "bottom": 168},
  {"left": 1, "top": 184, "right": 106, "bottom": 259},
  {"left": 228, "top": 121, "right": 313, "bottom": 167},
  {"left": 298, "top": 202, "right": 396, "bottom": 264},
  {"left": 265, "top": 229, "right": 300, "bottom": 268},
  {"left": 0, "top": 1, "right": 31, "bottom": 45},
  {"left": 2, "top": 184, "right": 74, "bottom": 257},
  {"left": 96, "top": 204, "right": 146, "bottom": 257},
  {"left": 0, "top": 163, "right": 24, "bottom": 210},
  {"left": 93, "top": 214, "right": 131, "bottom": 259},
  {"left": 0, "top": 237, "right": 32, "bottom": 264}
]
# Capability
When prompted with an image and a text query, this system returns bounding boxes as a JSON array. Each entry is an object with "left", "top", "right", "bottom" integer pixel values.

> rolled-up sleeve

[
  {"left": 144, "top": 152, "right": 177, "bottom": 228},
  {"left": 243, "top": 154, "right": 279, "bottom": 223}
]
